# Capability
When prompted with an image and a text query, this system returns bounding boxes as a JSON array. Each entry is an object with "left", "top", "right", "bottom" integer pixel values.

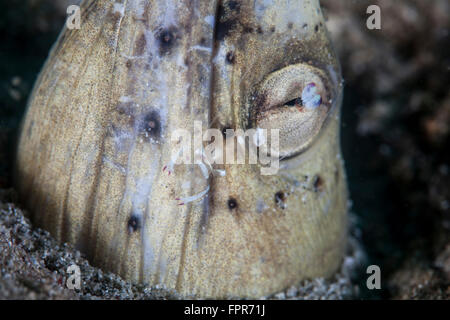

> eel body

[{"left": 15, "top": 0, "right": 347, "bottom": 298}]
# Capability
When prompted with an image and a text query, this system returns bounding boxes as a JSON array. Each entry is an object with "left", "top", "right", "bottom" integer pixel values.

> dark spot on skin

[
  {"left": 270, "top": 26, "right": 276, "bottom": 33},
  {"left": 226, "top": 51, "right": 235, "bottom": 64},
  {"left": 200, "top": 37, "right": 207, "bottom": 45},
  {"left": 315, "top": 24, "right": 319, "bottom": 32},
  {"left": 313, "top": 175, "right": 325, "bottom": 193},
  {"left": 275, "top": 191, "right": 286, "bottom": 209},
  {"left": 126, "top": 60, "right": 132, "bottom": 69},
  {"left": 159, "top": 30, "right": 174, "bottom": 44},
  {"left": 127, "top": 215, "right": 141, "bottom": 233},
  {"left": 227, "top": 198, "right": 238, "bottom": 210},
  {"left": 134, "top": 33, "right": 147, "bottom": 56},
  {"left": 156, "top": 27, "right": 178, "bottom": 55},
  {"left": 257, "top": 26, "right": 263, "bottom": 34},
  {"left": 138, "top": 110, "right": 161, "bottom": 140},
  {"left": 287, "top": 22, "right": 293, "bottom": 29}
]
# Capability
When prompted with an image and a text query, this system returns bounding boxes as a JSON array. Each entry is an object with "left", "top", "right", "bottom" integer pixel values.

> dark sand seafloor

[
  {"left": 0, "top": 187, "right": 363, "bottom": 299},
  {"left": 0, "top": 0, "right": 449, "bottom": 299}
]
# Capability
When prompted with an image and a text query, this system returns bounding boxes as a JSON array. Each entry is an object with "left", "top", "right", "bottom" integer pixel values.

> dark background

[{"left": 0, "top": 0, "right": 448, "bottom": 299}]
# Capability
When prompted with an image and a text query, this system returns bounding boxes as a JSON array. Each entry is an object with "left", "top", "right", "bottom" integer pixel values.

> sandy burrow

[{"left": 0, "top": 188, "right": 364, "bottom": 300}]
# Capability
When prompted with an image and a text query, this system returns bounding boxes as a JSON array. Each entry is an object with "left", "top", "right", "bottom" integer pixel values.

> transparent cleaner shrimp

[{"left": 164, "top": 145, "right": 225, "bottom": 205}]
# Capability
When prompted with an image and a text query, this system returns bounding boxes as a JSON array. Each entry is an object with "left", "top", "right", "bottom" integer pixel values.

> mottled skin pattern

[{"left": 15, "top": 0, "right": 347, "bottom": 298}]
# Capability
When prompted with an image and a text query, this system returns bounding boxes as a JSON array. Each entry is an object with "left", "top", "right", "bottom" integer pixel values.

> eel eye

[{"left": 250, "top": 63, "right": 335, "bottom": 159}]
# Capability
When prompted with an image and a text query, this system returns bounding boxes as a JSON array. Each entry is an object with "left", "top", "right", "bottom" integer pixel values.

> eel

[{"left": 14, "top": 0, "right": 347, "bottom": 298}]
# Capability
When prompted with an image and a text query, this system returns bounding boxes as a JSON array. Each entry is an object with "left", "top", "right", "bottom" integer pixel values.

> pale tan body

[{"left": 15, "top": 0, "right": 347, "bottom": 298}]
